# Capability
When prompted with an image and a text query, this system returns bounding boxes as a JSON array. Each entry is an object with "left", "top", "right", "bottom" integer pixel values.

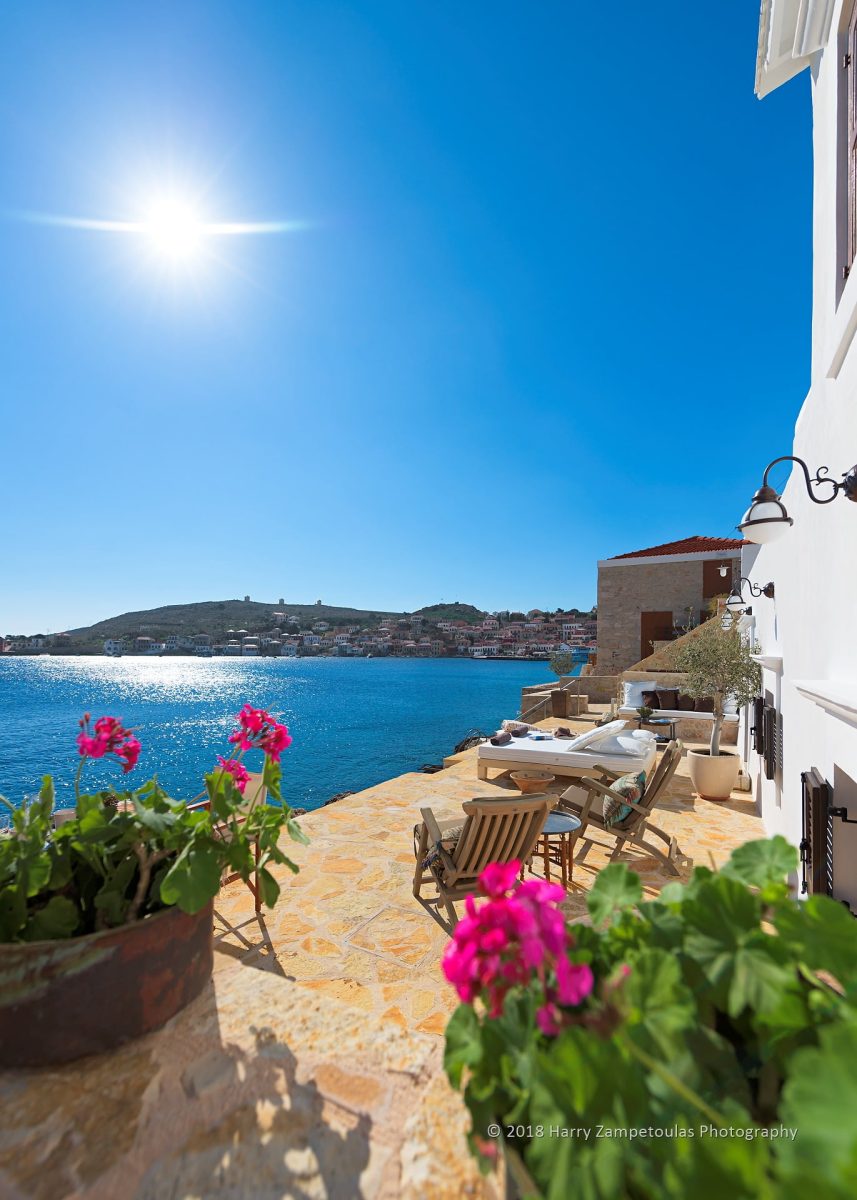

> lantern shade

[
  {"left": 725, "top": 591, "right": 745, "bottom": 613},
  {"left": 737, "top": 492, "right": 793, "bottom": 543}
]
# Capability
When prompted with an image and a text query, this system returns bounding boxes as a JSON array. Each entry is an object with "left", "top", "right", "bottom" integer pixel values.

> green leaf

[
  {"left": 587, "top": 863, "right": 643, "bottom": 927},
  {"left": 722, "top": 837, "right": 797, "bottom": 892},
  {"left": 285, "top": 816, "right": 309, "bottom": 845},
  {"left": 444, "top": 1003, "right": 484, "bottom": 1088},
  {"left": 727, "top": 937, "right": 795, "bottom": 1019},
  {"left": 257, "top": 866, "right": 280, "bottom": 908},
  {"left": 23, "top": 895, "right": 80, "bottom": 941},
  {"left": 0, "top": 884, "right": 27, "bottom": 941},
  {"left": 623, "top": 948, "right": 697, "bottom": 1054},
  {"left": 775, "top": 894, "right": 857, "bottom": 998},
  {"left": 778, "top": 1019, "right": 857, "bottom": 1183},
  {"left": 131, "top": 793, "right": 175, "bottom": 835},
  {"left": 263, "top": 756, "right": 282, "bottom": 804},
  {"left": 38, "top": 775, "right": 55, "bottom": 809},
  {"left": 159, "top": 840, "right": 222, "bottom": 913},
  {"left": 682, "top": 874, "right": 759, "bottom": 954}
]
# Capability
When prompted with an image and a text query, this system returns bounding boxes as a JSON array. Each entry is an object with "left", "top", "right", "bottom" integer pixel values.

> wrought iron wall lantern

[
  {"left": 725, "top": 577, "right": 775, "bottom": 615},
  {"left": 737, "top": 455, "right": 857, "bottom": 543}
]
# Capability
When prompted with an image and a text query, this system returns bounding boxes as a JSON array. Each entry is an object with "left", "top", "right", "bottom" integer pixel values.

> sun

[{"left": 142, "top": 197, "right": 205, "bottom": 261}]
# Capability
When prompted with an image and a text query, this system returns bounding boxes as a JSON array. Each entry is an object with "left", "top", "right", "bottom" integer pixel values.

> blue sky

[{"left": 1, "top": 2, "right": 812, "bottom": 634}]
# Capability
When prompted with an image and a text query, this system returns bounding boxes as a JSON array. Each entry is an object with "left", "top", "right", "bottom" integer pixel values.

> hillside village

[{"left": 2, "top": 600, "right": 597, "bottom": 660}]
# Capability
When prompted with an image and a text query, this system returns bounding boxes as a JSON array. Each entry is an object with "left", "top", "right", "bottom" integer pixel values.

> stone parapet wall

[{"left": 520, "top": 675, "right": 619, "bottom": 718}]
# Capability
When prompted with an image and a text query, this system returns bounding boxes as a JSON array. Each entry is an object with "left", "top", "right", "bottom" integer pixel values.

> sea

[{"left": 0, "top": 656, "right": 579, "bottom": 816}]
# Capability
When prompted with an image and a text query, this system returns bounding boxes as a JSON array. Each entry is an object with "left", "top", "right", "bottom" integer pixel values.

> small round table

[
  {"left": 535, "top": 812, "right": 581, "bottom": 889},
  {"left": 637, "top": 716, "right": 677, "bottom": 744}
]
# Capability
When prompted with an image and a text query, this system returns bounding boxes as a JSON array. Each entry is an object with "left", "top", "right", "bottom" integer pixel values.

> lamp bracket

[{"left": 762, "top": 455, "right": 857, "bottom": 505}]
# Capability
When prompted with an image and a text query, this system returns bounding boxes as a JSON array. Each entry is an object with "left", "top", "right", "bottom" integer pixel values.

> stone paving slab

[{"left": 0, "top": 961, "right": 501, "bottom": 1200}]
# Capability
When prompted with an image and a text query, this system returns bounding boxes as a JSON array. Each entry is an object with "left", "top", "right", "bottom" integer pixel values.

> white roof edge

[
  {"left": 755, "top": 0, "right": 835, "bottom": 98},
  {"left": 598, "top": 549, "right": 743, "bottom": 569}
]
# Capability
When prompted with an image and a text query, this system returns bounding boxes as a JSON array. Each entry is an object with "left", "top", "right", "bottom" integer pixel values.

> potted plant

[
  {"left": 676, "top": 616, "right": 760, "bottom": 800},
  {"left": 444, "top": 841, "right": 857, "bottom": 1198},
  {"left": 637, "top": 704, "right": 654, "bottom": 723},
  {"left": 0, "top": 703, "right": 306, "bottom": 1068},
  {"left": 548, "top": 652, "right": 587, "bottom": 717}
]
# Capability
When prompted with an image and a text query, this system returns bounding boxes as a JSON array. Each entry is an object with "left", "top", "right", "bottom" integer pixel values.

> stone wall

[
  {"left": 518, "top": 672, "right": 619, "bottom": 715},
  {"left": 596, "top": 555, "right": 740, "bottom": 675}
]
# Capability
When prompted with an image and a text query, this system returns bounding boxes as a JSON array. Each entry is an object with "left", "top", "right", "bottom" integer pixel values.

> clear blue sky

[{"left": 1, "top": 2, "right": 812, "bottom": 634}]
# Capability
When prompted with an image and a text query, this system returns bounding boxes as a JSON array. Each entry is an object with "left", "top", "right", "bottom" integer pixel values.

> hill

[
  {"left": 65, "top": 598, "right": 409, "bottom": 645},
  {"left": 413, "top": 602, "right": 485, "bottom": 624}
]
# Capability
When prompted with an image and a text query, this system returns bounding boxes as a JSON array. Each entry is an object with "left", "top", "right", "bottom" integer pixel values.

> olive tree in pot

[{"left": 676, "top": 617, "right": 760, "bottom": 800}]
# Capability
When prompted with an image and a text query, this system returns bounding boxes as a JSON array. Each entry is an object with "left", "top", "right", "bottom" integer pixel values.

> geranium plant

[
  {"left": 0, "top": 704, "right": 307, "bottom": 942},
  {"left": 444, "top": 839, "right": 857, "bottom": 1199}
]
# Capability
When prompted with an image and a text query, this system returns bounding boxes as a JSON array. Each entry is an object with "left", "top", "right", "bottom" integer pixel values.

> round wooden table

[{"left": 535, "top": 811, "right": 581, "bottom": 889}]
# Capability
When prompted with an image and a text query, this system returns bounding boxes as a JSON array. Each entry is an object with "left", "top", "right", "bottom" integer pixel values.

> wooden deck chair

[
  {"left": 413, "top": 795, "right": 552, "bottom": 927},
  {"left": 187, "top": 770, "right": 267, "bottom": 912},
  {"left": 559, "top": 741, "right": 690, "bottom": 876}
]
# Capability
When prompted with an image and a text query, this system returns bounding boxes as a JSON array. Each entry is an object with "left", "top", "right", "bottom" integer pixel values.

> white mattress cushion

[
  {"left": 622, "top": 680, "right": 657, "bottom": 707},
  {"left": 559, "top": 719, "right": 626, "bottom": 751}
]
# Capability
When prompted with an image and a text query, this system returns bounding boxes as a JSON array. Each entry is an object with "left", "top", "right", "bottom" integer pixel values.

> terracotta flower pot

[
  {"left": 510, "top": 770, "right": 555, "bottom": 794},
  {"left": 0, "top": 900, "right": 213, "bottom": 1068},
  {"left": 686, "top": 749, "right": 740, "bottom": 802}
]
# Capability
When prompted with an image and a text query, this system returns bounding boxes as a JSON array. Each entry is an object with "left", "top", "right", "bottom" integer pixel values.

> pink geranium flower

[
  {"left": 259, "top": 722, "right": 292, "bottom": 762},
  {"left": 442, "top": 860, "right": 594, "bottom": 1032},
  {"left": 76, "top": 714, "right": 140, "bottom": 773},
  {"left": 116, "top": 736, "right": 141, "bottom": 774},
  {"left": 216, "top": 755, "right": 250, "bottom": 793},
  {"left": 227, "top": 704, "right": 292, "bottom": 762}
]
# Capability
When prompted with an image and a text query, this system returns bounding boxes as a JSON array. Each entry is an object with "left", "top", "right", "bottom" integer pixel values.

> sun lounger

[
  {"left": 476, "top": 720, "right": 657, "bottom": 782},
  {"left": 559, "top": 740, "right": 690, "bottom": 875}
]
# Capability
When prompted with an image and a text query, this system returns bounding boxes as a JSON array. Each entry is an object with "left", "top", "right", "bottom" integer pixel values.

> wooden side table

[{"left": 534, "top": 812, "right": 582, "bottom": 889}]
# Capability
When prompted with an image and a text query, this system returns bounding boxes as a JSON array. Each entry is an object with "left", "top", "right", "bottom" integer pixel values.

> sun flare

[{"left": 143, "top": 197, "right": 205, "bottom": 261}]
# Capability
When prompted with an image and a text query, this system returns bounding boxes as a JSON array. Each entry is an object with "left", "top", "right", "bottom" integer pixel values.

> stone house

[{"left": 596, "top": 536, "right": 745, "bottom": 674}]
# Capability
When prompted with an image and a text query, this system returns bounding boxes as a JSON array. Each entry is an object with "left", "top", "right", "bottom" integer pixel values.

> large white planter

[{"left": 686, "top": 749, "right": 740, "bottom": 801}]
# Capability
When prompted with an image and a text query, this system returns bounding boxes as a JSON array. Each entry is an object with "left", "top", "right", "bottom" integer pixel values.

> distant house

[{"left": 596, "top": 536, "right": 744, "bottom": 673}]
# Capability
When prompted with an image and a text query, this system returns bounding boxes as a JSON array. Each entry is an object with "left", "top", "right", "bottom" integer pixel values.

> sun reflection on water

[{"left": 0, "top": 656, "right": 543, "bottom": 816}]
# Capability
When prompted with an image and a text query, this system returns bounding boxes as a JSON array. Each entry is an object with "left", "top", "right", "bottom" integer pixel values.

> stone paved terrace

[
  {"left": 0, "top": 714, "right": 763, "bottom": 1200},
  {"left": 213, "top": 712, "right": 763, "bottom": 1031}
]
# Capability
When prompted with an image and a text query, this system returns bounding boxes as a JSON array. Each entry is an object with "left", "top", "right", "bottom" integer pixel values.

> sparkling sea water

[{"left": 0, "top": 656, "right": 558, "bottom": 815}]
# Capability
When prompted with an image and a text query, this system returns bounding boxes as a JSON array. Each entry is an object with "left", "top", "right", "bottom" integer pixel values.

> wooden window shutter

[
  {"left": 763, "top": 704, "right": 777, "bottom": 780},
  {"left": 751, "top": 697, "right": 766, "bottom": 755},
  {"left": 801, "top": 769, "right": 832, "bottom": 896}
]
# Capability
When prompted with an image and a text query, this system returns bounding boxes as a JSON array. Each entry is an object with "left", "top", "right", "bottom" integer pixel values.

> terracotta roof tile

[{"left": 609, "top": 536, "right": 747, "bottom": 561}]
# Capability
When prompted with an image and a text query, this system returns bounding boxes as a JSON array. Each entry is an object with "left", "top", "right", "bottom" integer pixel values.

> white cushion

[{"left": 622, "top": 680, "right": 657, "bottom": 707}]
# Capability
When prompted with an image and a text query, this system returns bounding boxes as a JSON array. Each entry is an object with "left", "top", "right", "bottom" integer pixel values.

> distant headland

[{"left": 2, "top": 598, "right": 597, "bottom": 661}]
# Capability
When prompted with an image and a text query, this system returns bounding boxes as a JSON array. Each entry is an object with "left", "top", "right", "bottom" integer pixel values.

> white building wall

[{"left": 748, "top": 0, "right": 857, "bottom": 906}]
